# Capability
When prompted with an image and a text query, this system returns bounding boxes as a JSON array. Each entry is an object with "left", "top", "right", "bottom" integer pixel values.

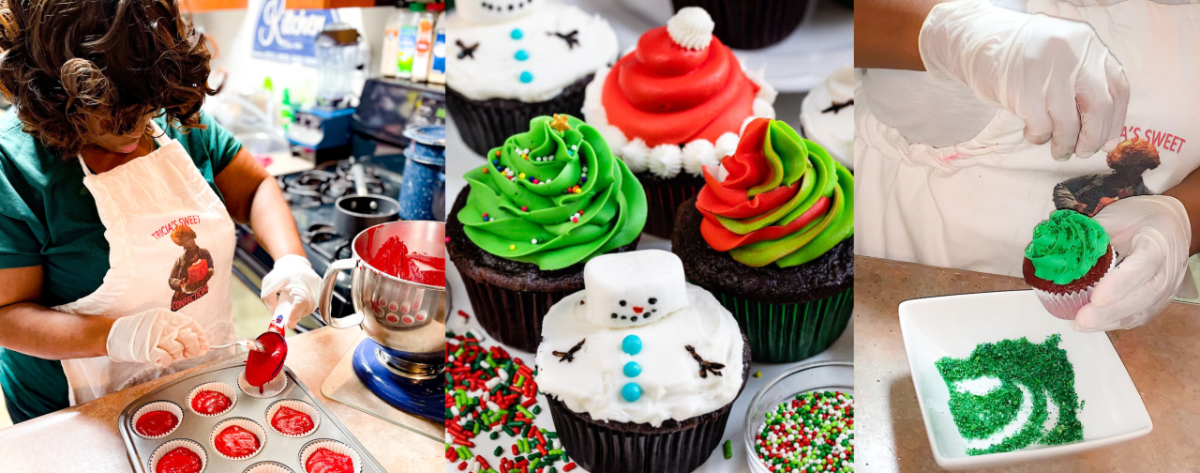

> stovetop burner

[{"left": 280, "top": 160, "right": 389, "bottom": 209}]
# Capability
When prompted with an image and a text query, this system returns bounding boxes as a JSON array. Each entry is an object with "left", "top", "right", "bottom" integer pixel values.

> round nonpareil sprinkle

[{"left": 754, "top": 390, "right": 854, "bottom": 473}]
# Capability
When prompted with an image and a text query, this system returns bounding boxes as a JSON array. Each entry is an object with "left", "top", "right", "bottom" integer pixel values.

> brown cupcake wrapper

[
  {"left": 546, "top": 395, "right": 734, "bottom": 473},
  {"left": 637, "top": 172, "right": 706, "bottom": 240},
  {"left": 458, "top": 274, "right": 578, "bottom": 353},
  {"left": 670, "top": 0, "right": 810, "bottom": 50},
  {"left": 448, "top": 75, "right": 594, "bottom": 157}
]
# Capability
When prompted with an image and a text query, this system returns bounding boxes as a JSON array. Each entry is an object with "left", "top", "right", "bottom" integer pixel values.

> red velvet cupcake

[{"left": 1022, "top": 210, "right": 1115, "bottom": 319}]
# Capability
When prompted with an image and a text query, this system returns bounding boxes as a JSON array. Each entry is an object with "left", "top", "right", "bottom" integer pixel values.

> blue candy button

[
  {"left": 623, "top": 361, "right": 641, "bottom": 378},
  {"left": 511, "top": 28, "right": 524, "bottom": 40},
  {"left": 622, "top": 383, "right": 641, "bottom": 402},
  {"left": 622, "top": 335, "right": 642, "bottom": 355},
  {"left": 519, "top": 71, "right": 533, "bottom": 83},
  {"left": 515, "top": 50, "right": 529, "bottom": 61}
]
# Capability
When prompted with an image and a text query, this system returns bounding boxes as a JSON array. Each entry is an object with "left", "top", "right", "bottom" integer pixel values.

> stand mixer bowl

[{"left": 318, "top": 221, "right": 446, "bottom": 380}]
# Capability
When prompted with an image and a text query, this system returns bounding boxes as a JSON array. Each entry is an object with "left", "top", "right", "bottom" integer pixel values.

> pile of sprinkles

[
  {"left": 446, "top": 330, "right": 575, "bottom": 473},
  {"left": 753, "top": 391, "right": 854, "bottom": 473}
]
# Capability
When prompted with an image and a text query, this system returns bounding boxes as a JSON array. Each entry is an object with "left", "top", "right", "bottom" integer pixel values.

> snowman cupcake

[
  {"left": 535, "top": 250, "right": 749, "bottom": 473},
  {"left": 800, "top": 65, "right": 854, "bottom": 170},
  {"left": 582, "top": 7, "right": 776, "bottom": 239},
  {"left": 447, "top": 0, "right": 618, "bottom": 156}
]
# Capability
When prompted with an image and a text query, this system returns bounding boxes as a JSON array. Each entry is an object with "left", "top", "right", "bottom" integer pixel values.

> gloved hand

[
  {"left": 107, "top": 309, "right": 209, "bottom": 368},
  {"left": 260, "top": 254, "right": 322, "bottom": 329},
  {"left": 919, "top": 0, "right": 1130, "bottom": 160},
  {"left": 1075, "top": 196, "right": 1191, "bottom": 331}
]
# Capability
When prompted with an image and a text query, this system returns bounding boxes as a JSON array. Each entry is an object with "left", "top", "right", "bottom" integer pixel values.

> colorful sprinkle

[
  {"left": 623, "top": 361, "right": 641, "bottom": 378},
  {"left": 621, "top": 383, "right": 641, "bottom": 402},
  {"left": 509, "top": 244, "right": 516, "bottom": 251},
  {"left": 754, "top": 371, "right": 762, "bottom": 378},
  {"left": 723, "top": 439, "right": 732, "bottom": 459},
  {"left": 510, "top": 28, "right": 524, "bottom": 40},
  {"left": 753, "top": 391, "right": 854, "bottom": 473},
  {"left": 515, "top": 50, "right": 529, "bottom": 61},
  {"left": 521, "top": 206, "right": 528, "bottom": 212},
  {"left": 531, "top": 238, "right": 538, "bottom": 245},
  {"left": 622, "top": 335, "right": 642, "bottom": 355},
  {"left": 520, "top": 71, "right": 534, "bottom": 84}
]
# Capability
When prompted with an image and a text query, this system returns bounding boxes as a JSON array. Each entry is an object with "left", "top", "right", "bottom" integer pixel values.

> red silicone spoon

[{"left": 245, "top": 300, "right": 291, "bottom": 393}]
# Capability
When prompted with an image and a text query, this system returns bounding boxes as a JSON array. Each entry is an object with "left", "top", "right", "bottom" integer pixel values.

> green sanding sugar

[{"left": 935, "top": 334, "right": 1083, "bottom": 456}]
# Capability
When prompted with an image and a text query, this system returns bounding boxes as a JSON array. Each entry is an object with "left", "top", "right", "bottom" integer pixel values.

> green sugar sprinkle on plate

[{"left": 936, "top": 334, "right": 1083, "bottom": 456}]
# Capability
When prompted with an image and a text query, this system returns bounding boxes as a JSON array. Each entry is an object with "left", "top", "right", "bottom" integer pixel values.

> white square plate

[{"left": 899, "top": 290, "right": 1152, "bottom": 470}]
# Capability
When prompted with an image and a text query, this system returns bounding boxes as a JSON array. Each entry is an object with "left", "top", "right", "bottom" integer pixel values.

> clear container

[{"left": 743, "top": 360, "right": 855, "bottom": 473}]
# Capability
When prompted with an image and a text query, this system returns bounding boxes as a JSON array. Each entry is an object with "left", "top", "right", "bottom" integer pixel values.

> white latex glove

[
  {"left": 1075, "top": 196, "right": 1191, "bottom": 332},
  {"left": 107, "top": 308, "right": 209, "bottom": 368},
  {"left": 919, "top": 0, "right": 1130, "bottom": 160},
  {"left": 260, "top": 254, "right": 322, "bottom": 329}
]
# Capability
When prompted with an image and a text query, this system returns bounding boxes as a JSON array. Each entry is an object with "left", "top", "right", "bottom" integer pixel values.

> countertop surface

[
  {"left": 855, "top": 255, "right": 1200, "bottom": 472},
  {"left": 0, "top": 327, "right": 443, "bottom": 473}
]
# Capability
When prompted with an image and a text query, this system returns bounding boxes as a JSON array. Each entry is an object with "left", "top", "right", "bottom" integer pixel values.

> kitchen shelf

[{"left": 180, "top": 0, "right": 247, "bottom": 11}]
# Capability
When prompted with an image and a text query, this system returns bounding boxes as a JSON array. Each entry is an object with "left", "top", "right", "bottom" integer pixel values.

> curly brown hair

[
  {"left": 1106, "top": 138, "right": 1161, "bottom": 171},
  {"left": 170, "top": 224, "right": 196, "bottom": 245},
  {"left": 0, "top": 0, "right": 217, "bottom": 157}
]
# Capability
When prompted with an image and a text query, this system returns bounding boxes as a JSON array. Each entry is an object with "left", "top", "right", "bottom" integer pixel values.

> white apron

[
  {"left": 856, "top": 0, "right": 1200, "bottom": 276},
  {"left": 55, "top": 122, "right": 237, "bottom": 405}
]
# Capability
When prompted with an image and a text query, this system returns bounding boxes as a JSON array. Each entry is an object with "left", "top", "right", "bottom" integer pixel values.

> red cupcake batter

[
  {"left": 305, "top": 448, "right": 354, "bottom": 473},
  {"left": 135, "top": 410, "right": 178, "bottom": 437},
  {"left": 190, "top": 390, "right": 232, "bottom": 415},
  {"left": 271, "top": 405, "right": 315, "bottom": 435},
  {"left": 245, "top": 332, "right": 287, "bottom": 393},
  {"left": 156, "top": 447, "right": 202, "bottom": 473},
  {"left": 214, "top": 425, "right": 260, "bottom": 458}
]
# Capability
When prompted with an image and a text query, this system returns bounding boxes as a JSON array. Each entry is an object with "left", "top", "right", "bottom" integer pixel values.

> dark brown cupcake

[
  {"left": 447, "top": 187, "right": 639, "bottom": 353},
  {"left": 670, "top": 0, "right": 809, "bottom": 50},
  {"left": 1022, "top": 246, "right": 1114, "bottom": 295},
  {"left": 546, "top": 334, "right": 751, "bottom": 473},
  {"left": 448, "top": 75, "right": 594, "bottom": 157},
  {"left": 636, "top": 172, "right": 707, "bottom": 239}
]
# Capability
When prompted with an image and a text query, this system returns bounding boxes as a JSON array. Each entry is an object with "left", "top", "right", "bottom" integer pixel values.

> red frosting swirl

[{"left": 601, "top": 27, "right": 760, "bottom": 146}]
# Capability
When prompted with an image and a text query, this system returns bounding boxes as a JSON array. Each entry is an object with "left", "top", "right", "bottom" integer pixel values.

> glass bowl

[{"left": 743, "top": 360, "right": 855, "bottom": 473}]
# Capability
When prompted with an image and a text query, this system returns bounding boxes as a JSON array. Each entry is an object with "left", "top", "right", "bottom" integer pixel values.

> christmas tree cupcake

[
  {"left": 535, "top": 250, "right": 749, "bottom": 473},
  {"left": 1022, "top": 210, "right": 1115, "bottom": 320},
  {"left": 447, "top": 0, "right": 618, "bottom": 156},
  {"left": 673, "top": 117, "right": 854, "bottom": 362},
  {"left": 447, "top": 114, "right": 647, "bottom": 352},
  {"left": 582, "top": 7, "right": 776, "bottom": 239}
]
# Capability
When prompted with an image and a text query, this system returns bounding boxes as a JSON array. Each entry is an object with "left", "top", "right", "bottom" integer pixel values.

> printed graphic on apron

[
  {"left": 936, "top": 334, "right": 1084, "bottom": 456},
  {"left": 1053, "top": 138, "right": 1160, "bottom": 217},
  {"left": 166, "top": 223, "right": 214, "bottom": 311}
]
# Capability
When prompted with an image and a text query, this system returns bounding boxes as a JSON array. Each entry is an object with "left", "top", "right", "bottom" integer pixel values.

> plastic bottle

[
  {"left": 396, "top": 3, "right": 424, "bottom": 80},
  {"left": 411, "top": 4, "right": 436, "bottom": 82},
  {"left": 379, "top": 3, "right": 405, "bottom": 78},
  {"left": 427, "top": 6, "right": 446, "bottom": 85}
]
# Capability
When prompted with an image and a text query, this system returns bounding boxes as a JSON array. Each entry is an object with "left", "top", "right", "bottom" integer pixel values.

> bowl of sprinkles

[{"left": 745, "top": 360, "right": 854, "bottom": 473}]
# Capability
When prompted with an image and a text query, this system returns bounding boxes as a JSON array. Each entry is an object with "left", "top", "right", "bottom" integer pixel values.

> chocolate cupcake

[
  {"left": 673, "top": 118, "right": 854, "bottom": 362},
  {"left": 582, "top": 7, "right": 776, "bottom": 239},
  {"left": 447, "top": 0, "right": 618, "bottom": 156},
  {"left": 535, "top": 250, "right": 750, "bottom": 473},
  {"left": 1022, "top": 210, "right": 1115, "bottom": 320},
  {"left": 670, "top": 0, "right": 810, "bottom": 50},
  {"left": 447, "top": 114, "right": 646, "bottom": 352}
]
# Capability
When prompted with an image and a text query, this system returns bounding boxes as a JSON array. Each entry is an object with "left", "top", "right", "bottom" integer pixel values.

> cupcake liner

[
  {"left": 186, "top": 382, "right": 238, "bottom": 417},
  {"left": 243, "top": 462, "right": 296, "bottom": 473},
  {"left": 447, "top": 75, "right": 593, "bottom": 157},
  {"left": 265, "top": 399, "right": 322, "bottom": 438},
  {"left": 238, "top": 371, "right": 289, "bottom": 398},
  {"left": 149, "top": 438, "right": 207, "bottom": 473},
  {"left": 458, "top": 274, "right": 577, "bottom": 353},
  {"left": 1033, "top": 252, "right": 1118, "bottom": 320},
  {"left": 298, "top": 439, "right": 362, "bottom": 473},
  {"left": 209, "top": 417, "right": 267, "bottom": 461},
  {"left": 670, "top": 0, "right": 811, "bottom": 50},
  {"left": 713, "top": 287, "right": 854, "bottom": 363},
  {"left": 546, "top": 395, "right": 735, "bottom": 473},
  {"left": 637, "top": 172, "right": 706, "bottom": 240},
  {"left": 130, "top": 400, "right": 183, "bottom": 440}
]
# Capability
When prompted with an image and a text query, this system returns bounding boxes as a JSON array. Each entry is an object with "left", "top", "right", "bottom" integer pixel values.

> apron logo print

[
  {"left": 168, "top": 223, "right": 214, "bottom": 311},
  {"left": 1052, "top": 138, "right": 1159, "bottom": 217}
]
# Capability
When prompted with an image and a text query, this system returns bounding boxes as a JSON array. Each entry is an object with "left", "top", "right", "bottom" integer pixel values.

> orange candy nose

[{"left": 633, "top": 307, "right": 644, "bottom": 314}]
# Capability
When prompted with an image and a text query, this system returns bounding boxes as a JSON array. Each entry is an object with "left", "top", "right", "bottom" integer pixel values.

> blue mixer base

[{"left": 352, "top": 339, "right": 445, "bottom": 423}]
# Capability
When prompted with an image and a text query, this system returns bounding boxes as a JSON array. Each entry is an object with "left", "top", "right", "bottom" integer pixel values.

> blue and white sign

[{"left": 251, "top": 0, "right": 337, "bottom": 67}]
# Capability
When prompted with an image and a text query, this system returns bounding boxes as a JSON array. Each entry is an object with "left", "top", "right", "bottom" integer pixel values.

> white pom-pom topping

[
  {"left": 681, "top": 140, "right": 715, "bottom": 176},
  {"left": 648, "top": 144, "right": 683, "bottom": 178},
  {"left": 667, "top": 7, "right": 714, "bottom": 50},
  {"left": 715, "top": 133, "right": 740, "bottom": 160},
  {"left": 621, "top": 139, "right": 651, "bottom": 173}
]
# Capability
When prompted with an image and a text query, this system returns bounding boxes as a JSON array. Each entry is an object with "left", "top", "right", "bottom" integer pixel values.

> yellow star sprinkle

[{"left": 549, "top": 114, "right": 571, "bottom": 132}]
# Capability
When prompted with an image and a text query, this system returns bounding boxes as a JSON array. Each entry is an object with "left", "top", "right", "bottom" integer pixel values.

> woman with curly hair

[{"left": 0, "top": 0, "right": 323, "bottom": 422}]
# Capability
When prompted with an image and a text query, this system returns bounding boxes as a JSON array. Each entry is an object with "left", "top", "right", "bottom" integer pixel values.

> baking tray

[{"left": 118, "top": 363, "right": 386, "bottom": 473}]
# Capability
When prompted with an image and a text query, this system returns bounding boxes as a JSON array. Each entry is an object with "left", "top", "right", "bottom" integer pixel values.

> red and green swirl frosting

[
  {"left": 459, "top": 115, "right": 647, "bottom": 270},
  {"left": 697, "top": 118, "right": 853, "bottom": 268}
]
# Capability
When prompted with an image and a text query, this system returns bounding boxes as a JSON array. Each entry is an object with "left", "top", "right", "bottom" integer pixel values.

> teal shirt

[{"left": 0, "top": 111, "right": 242, "bottom": 422}]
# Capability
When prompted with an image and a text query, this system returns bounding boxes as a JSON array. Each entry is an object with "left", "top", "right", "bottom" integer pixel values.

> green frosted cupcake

[
  {"left": 1022, "top": 210, "right": 1115, "bottom": 320},
  {"left": 446, "top": 114, "right": 647, "bottom": 352},
  {"left": 672, "top": 117, "right": 853, "bottom": 362}
]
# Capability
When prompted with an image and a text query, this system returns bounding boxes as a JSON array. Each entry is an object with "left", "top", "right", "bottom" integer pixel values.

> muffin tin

[{"left": 119, "top": 363, "right": 386, "bottom": 473}]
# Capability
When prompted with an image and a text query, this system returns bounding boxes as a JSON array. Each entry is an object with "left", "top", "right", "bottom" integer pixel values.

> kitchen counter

[
  {"left": 0, "top": 327, "right": 443, "bottom": 473},
  {"left": 855, "top": 256, "right": 1200, "bottom": 472}
]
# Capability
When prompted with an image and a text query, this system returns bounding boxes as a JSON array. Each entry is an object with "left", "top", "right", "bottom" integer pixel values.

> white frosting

[
  {"left": 447, "top": 2, "right": 618, "bottom": 102},
  {"left": 667, "top": 7, "right": 714, "bottom": 51},
  {"left": 582, "top": 59, "right": 777, "bottom": 179},
  {"left": 535, "top": 251, "right": 745, "bottom": 427},
  {"left": 583, "top": 250, "right": 688, "bottom": 328},
  {"left": 800, "top": 65, "right": 854, "bottom": 170}
]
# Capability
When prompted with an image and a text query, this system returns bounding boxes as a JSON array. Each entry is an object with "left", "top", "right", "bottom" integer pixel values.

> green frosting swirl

[
  {"left": 458, "top": 115, "right": 647, "bottom": 271},
  {"left": 1024, "top": 210, "right": 1110, "bottom": 285}
]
